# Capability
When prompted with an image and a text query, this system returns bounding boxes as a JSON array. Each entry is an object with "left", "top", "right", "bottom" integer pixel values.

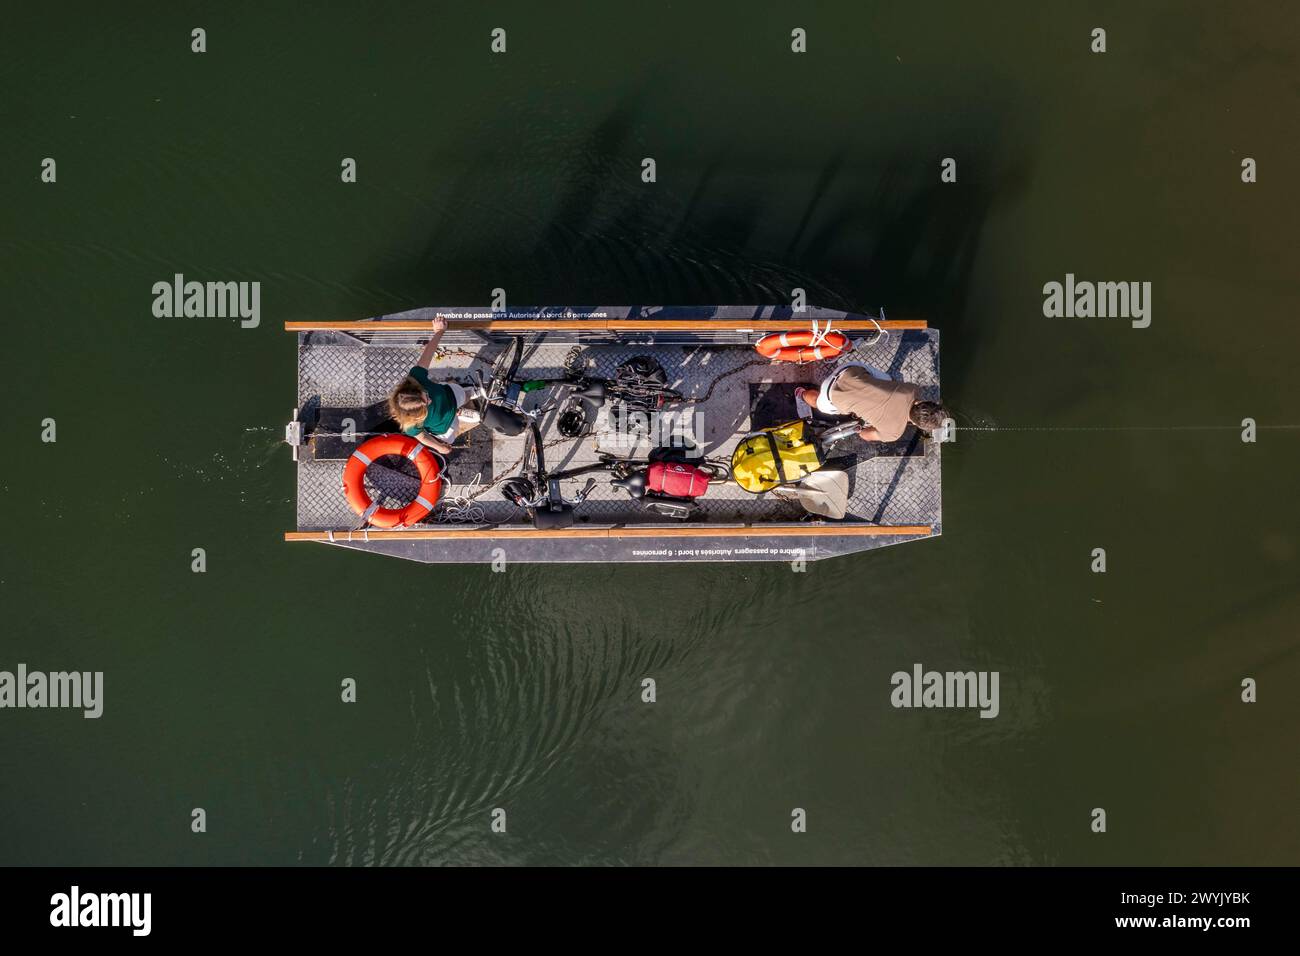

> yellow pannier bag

[{"left": 730, "top": 420, "right": 825, "bottom": 493}]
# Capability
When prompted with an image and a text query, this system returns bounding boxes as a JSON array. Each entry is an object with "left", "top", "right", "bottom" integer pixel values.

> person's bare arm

[
  {"left": 857, "top": 426, "right": 883, "bottom": 442},
  {"left": 415, "top": 431, "right": 453, "bottom": 454},
  {"left": 416, "top": 317, "right": 449, "bottom": 369}
]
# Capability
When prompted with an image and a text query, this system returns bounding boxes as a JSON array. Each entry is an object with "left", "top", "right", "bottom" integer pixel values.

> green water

[{"left": 2, "top": 2, "right": 1297, "bottom": 865}]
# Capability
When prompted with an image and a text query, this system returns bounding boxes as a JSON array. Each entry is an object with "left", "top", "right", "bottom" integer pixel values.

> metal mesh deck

[{"left": 291, "top": 308, "right": 941, "bottom": 562}]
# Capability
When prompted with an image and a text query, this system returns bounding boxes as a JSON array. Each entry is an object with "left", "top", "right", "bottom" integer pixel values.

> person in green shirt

[{"left": 386, "top": 317, "right": 478, "bottom": 454}]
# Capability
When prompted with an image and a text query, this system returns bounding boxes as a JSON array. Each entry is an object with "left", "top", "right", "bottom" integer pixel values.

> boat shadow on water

[{"left": 364, "top": 89, "right": 1033, "bottom": 387}]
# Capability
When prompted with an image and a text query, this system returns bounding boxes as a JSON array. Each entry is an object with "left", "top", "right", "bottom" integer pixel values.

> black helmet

[
  {"left": 557, "top": 404, "right": 588, "bottom": 438},
  {"left": 500, "top": 477, "right": 536, "bottom": 507}
]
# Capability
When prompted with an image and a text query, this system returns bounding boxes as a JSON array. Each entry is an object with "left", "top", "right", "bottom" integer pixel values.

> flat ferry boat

[{"left": 283, "top": 306, "right": 942, "bottom": 563}]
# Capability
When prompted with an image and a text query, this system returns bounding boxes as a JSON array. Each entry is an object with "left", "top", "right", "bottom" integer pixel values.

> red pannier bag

[{"left": 645, "top": 461, "right": 711, "bottom": 498}]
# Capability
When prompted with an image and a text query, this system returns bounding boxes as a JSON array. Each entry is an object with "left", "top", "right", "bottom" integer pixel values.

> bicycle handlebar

[
  {"left": 519, "top": 477, "right": 596, "bottom": 510},
  {"left": 817, "top": 419, "right": 866, "bottom": 445}
]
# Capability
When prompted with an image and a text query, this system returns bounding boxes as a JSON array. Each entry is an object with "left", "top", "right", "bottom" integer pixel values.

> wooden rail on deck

[
  {"left": 283, "top": 318, "right": 927, "bottom": 332},
  {"left": 285, "top": 525, "right": 932, "bottom": 542}
]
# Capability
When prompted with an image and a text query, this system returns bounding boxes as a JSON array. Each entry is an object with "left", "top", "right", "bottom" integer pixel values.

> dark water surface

[{"left": 2, "top": 2, "right": 1297, "bottom": 865}]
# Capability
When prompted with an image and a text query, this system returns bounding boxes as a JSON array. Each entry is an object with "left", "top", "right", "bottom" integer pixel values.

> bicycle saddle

[
  {"left": 611, "top": 470, "right": 648, "bottom": 499},
  {"left": 531, "top": 504, "right": 575, "bottom": 530},
  {"left": 572, "top": 381, "right": 606, "bottom": 403}
]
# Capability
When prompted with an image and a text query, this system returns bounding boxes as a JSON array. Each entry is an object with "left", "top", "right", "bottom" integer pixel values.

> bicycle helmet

[
  {"left": 557, "top": 403, "right": 588, "bottom": 438},
  {"left": 500, "top": 477, "right": 536, "bottom": 507}
]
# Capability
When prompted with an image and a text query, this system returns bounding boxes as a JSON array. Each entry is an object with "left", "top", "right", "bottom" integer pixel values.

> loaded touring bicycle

[{"left": 284, "top": 306, "right": 942, "bottom": 563}]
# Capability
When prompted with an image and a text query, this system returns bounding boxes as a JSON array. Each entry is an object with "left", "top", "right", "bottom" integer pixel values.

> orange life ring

[
  {"left": 342, "top": 434, "right": 443, "bottom": 528},
  {"left": 755, "top": 329, "right": 850, "bottom": 363}
]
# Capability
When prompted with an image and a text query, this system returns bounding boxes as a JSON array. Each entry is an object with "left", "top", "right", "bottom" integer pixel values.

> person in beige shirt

[{"left": 796, "top": 365, "right": 948, "bottom": 442}]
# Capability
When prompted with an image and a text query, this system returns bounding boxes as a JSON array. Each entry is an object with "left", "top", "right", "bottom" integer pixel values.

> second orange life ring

[
  {"left": 342, "top": 434, "right": 443, "bottom": 528},
  {"left": 755, "top": 329, "right": 850, "bottom": 363}
]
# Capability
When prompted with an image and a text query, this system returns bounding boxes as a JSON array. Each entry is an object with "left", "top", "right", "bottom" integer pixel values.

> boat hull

[{"left": 286, "top": 306, "right": 942, "bottom": 563}]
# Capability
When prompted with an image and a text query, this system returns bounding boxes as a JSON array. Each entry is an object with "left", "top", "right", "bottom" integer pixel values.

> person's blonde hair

[{"left": 388, "top": 376, "right": 428, "bottom": 429}]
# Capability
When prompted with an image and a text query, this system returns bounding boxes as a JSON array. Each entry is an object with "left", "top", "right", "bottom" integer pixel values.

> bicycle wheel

[{"left": 486, "top": 336, "right": 523, "bottom": 402}]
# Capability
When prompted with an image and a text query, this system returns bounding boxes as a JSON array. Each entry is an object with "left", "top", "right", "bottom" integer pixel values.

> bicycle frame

[
  {"left": 497, "top": 420, "right": 601, "bottom": 527},
  {"left": 482, "top": 336, "right": 681, "bottom": 415},
  {"left": 481, "top": 336, "right": 703, "bottom": 527}
]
